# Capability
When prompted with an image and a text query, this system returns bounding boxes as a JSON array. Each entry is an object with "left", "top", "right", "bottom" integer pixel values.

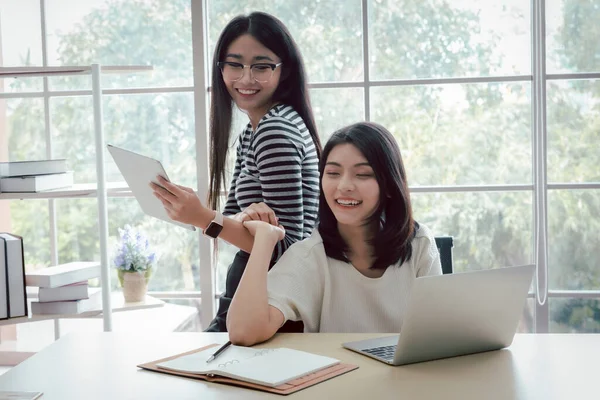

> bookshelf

[
  {"left": 0, "top": 65, "right": 152, "bottom": 78},
  {"left": 0, "top": 294, "right": 164, "bottom": 327},
  {"left": 0, "top": 182, "right": 131, "bottom": 200},
  {"left": 0, "top": 64, "right": 153, "bottom": 334}
]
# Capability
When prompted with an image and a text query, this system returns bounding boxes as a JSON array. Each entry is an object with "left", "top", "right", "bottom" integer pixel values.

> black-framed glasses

[{"left": 217, "top": 61, "right": 283, "bottom": 83}]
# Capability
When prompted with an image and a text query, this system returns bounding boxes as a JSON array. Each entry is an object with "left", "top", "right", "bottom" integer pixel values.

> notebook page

[
  {"left": 156, "top": 345, "right": 259, "bottom": 374},
  {"left": 223, "top": 348, "right": 340, "bottom": 387}
]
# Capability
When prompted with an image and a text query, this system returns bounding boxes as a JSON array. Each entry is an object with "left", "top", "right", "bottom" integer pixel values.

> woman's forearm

[
  {"left": 227, "top": 233, "right": 278, "bottom": 345},
  {"left": 195, "top": 207, "right": 254, "bottom": 253}
]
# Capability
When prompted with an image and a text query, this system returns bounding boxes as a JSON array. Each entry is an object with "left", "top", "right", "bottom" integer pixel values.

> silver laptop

[
  {"left": 342, "top": 264, "right": 534, "bottom": 365},
  {"left": 107, "top": 144, "right": 196, "bottom": 231}
]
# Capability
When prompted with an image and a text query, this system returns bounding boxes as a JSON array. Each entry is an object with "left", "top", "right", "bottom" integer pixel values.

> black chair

[{"left": 434, "top": 236, "right": 454, "bottom": 274}]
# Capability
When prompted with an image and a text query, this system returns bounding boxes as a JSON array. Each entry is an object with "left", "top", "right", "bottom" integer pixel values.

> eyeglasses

[{"left": 217, "top": 61, "right": 282, "bottom": 83}]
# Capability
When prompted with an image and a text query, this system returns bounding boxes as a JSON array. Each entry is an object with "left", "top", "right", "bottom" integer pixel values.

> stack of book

[
  {"left": 0, "top": 232, "right": 27, "bottom": 319},
  {"left": 0, "top": 159, "right": 73, "bottom": 193},
  {"left": 26, "top": 262, "right": 102, "bottom": 315}
]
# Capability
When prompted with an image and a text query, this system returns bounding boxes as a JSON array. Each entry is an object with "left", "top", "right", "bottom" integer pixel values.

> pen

[{"left": 206, "top": 341, "right": 232, "bottom": 363}]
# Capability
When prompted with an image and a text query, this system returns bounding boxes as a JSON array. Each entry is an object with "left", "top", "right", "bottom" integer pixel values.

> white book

[
  {"left": 25, "top": 261, "right": 100, "bottom": 288},
  {"left": 30, "top": 288, "right": 101, "bottom": 315},
  {"left": 0, "top": 233, "right": 27, "bottom": 319},
  {"left": 0, "top": 159, "right": 66, "bottom": 177},
  {"left": 157, "top": 346, "right": 340, "bottom": 388},
  {"left": 0, "top": 171, "right": 73, "bottom": 193},
  {"left": 38, "top": 281, "right": 90, "bottom": 302},
  {"left": 0, "top": 391, "right": 43, "bottom": 400}
]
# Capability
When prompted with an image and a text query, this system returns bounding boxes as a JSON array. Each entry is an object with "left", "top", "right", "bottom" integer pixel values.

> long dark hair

[
  {"left": 318, "top": 122, "right": 417, "bottom": 270},
  {"left": 208, "top": 12, "right": 321, "bottom": 210}
]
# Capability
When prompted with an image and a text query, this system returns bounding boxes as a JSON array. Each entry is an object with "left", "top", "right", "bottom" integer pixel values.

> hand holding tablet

[{"left": 150, "top": 176, "right": 205, "bottom": 228}]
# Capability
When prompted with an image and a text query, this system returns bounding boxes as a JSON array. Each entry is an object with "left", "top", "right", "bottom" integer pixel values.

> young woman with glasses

[
  {"left": 226, "top": 122, "right": 442, "bottom": 345},
  {"left": 151, "top": 12, "right": 322, "bottom": 332}
]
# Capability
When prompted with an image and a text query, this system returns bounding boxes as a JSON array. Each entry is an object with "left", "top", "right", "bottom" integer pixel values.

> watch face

[{"left": 204, "top": 222, "right": 224, "bottom": 238}]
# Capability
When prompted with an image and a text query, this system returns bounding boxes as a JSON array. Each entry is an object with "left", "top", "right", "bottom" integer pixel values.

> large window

[
  {"left": 544, "top": 0, "right": 600, "bottom": 332},
  {"left": 0, "top": 0, "right": 199, "bottom": 325},
  {"left": 1, "top": 0, "right": 599, "bottom": 334}
]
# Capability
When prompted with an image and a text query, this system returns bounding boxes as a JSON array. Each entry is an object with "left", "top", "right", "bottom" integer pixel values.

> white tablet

[{"left": 107, "top": 144, "right": 196, "bottom": 231}]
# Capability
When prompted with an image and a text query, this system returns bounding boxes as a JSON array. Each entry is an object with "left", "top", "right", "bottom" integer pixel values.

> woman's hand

[
  {"left": 243, "top": 220, "right": 285, "bottom": 242},
  {"left": 236, "top": 202, "right": 279, "bottom": 226},
  {"left": 150, "top": 176, "right": 203, "bottom": 226}
]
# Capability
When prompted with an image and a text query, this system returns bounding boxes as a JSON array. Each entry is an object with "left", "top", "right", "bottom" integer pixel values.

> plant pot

[{"left": 119, "top": 270, "right": 150, "bottom": 303}]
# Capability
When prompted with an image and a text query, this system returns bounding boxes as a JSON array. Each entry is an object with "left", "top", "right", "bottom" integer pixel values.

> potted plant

[{"left": 112, "top": 225, "right": 158, "bottom": 302}]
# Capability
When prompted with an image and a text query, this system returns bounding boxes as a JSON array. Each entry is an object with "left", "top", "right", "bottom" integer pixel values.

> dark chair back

[{"left": 434, "top": 236, "right": 454, "bottom": 274}]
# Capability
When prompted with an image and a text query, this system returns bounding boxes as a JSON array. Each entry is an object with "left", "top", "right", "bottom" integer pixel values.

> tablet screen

[{"left": 107, "top": 144, "right": 196, "bottom": 231}]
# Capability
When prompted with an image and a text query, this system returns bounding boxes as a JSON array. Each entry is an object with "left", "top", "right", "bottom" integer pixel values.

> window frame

[{"left": 1, "top": 0, "right": 599, "bottom": 332}]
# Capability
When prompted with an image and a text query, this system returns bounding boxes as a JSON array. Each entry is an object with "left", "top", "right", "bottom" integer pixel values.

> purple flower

[
  {"left": 114, "top": 254, "right": 124, "bottom": 267},
  {"left": 112, "top": 225, "right": 159, "bottom": 272}
]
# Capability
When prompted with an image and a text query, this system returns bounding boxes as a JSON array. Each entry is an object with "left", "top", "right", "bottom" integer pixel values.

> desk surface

[{"left": 0, "top": 332, "right": 597, "bottom": 400}]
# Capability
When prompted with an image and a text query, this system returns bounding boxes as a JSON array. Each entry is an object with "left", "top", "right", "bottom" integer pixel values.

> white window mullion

[
  {"left": 361, "top": 0, "right": 370, "bottom": 121},
  {"left": 548, "top": 183, "right": 600, "bottom": 190},
  {"left": 192, "top": 0, "right": 214, "bottom": 329},
  {"left": 547, "top": 72, "right": 600, "bottom": 80},
  {"left": 39, "top": 0, "right": 59, "bottom": 266},
  {"left": 532, "top": 0, "right": 550, "bottom": 333}
]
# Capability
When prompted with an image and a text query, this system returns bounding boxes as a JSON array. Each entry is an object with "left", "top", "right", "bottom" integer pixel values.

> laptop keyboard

[{"left": 363, "top": 344, "right": 397, "bottom": 361}]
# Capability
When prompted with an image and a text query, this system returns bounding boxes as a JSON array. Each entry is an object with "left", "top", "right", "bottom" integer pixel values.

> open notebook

[
  {"left": 156, "top": 345, "right": 339, "bottom": 387},
  {"left": 138, "top": 343, "right": 358, "bottom": 395}
]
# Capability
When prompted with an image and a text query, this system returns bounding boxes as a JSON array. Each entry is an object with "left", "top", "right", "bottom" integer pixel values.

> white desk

[{"left": 0, "top": 333, "right": 597, "bottom": 399}]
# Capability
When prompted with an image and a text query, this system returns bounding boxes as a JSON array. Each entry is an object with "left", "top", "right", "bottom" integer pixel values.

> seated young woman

[{"left": 227, "top": 122, "right": 442, "bottom": 346}]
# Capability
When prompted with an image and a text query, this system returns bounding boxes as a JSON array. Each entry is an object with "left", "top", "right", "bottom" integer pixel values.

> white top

[{"left": 267, "top": 224, "right": 442, "bottom": 333}]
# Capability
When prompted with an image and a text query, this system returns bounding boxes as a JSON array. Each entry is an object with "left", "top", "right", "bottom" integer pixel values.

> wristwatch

[{"left": 203, "top": 210, "right": 224, "bottom": 239}]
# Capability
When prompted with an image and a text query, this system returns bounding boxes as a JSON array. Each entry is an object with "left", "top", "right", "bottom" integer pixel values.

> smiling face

[
  {"left": 222, "top": 34, "right": 282, "bottom": 124},
  {"left": 322, "top": 143, "right": 381, "bottom": 230}
]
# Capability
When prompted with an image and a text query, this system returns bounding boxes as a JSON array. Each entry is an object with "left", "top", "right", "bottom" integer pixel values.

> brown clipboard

[{"left": 137, "top": 343, "right": 359, "bottom": 396}]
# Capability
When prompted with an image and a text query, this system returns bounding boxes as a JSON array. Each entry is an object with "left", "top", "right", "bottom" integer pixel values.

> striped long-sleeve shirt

[{"left": 223, "top": 104, "right": 320, "bottom": 261}]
